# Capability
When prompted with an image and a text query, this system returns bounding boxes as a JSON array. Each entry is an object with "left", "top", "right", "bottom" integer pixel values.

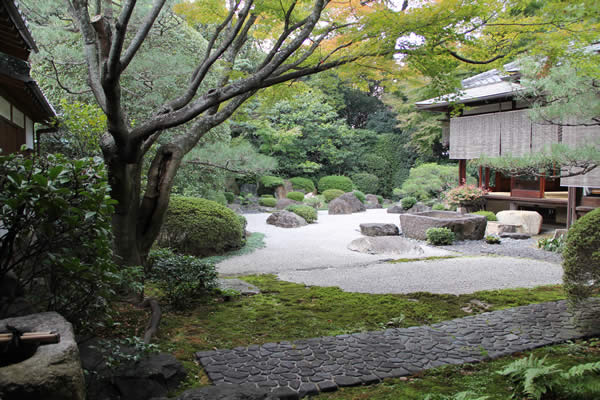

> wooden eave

[{"left": 0, "top": 0, "right": 37, "bottom": 59}]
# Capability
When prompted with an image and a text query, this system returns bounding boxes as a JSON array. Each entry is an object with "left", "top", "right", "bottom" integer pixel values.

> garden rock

[
  {"left": 485, "top": 221, "right": 521, "bottom": 236},
  {"left": 499, "top": 232, "right": 531, "bottom": 240},
  {"left": 267, "top": 211, "right": 307, "bottom": 228},
  {"left": 347, "top": 236, "right": 426, "bottom": 256},
  {"left": 240, "top": 184, "right": 258, "bottom": 196},
  {"left": 338, "top": 192, "right": 366, "bottom": 213},
  {"left": 327, "top": 197, "right": 353, "bottom": 214},
  {"left": 0, "top": 312, "right": 86, "bottom": 400},
  {"left": 359, "top": 223, "right": 399, "bottom": 237},
  {"left": 275, "top": 198, "right": 300, "bottom": 210},
  {"left": 400, "top": 211, "right": 486, "bottom": 241},
  {"left": 496, "top": 210, "right": 543, "bottom": 235},
  {"left": 409, "top": 202, "right": 431, "bottom": 213},
  {"left": 386, "top": 204, "right": 405, "bottom": 214},
  {"left": 218, "top": 278, "right": 260, "bottom": 295},
  {"left": 365, "top": 195, "right": 382, "bottom": 209},
  {"left": 274, "top": 180, "right": 294, "bottom": 200}
]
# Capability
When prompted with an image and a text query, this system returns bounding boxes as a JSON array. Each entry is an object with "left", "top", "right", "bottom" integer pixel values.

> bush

[
  {"left": 426, "top": 227, "right": 455, "bottom": 245},
  {"left": 537, "top": 236, "right": 566, "bottom": 253},
  {"left": 485, "top": 235, "right": 501, "bottom": 244},
  {"left": 432, "top": 203, "right": 446, "bottom": 210},
  {"left": 148, "top": 248, "right": 218, "bottom": 309},
  {"left": 563, "top": 208, "right": 600, "bottom": 303},
  {"left": 261, "top": 194, "right": 275, "bottom": 198},
  {"left": 259, "top": 175, "right": 284, "bottom": 188},
  {"left": 286, "top": 191, "right": 305, "bottom": 202},
  {"left": 0, "top": 153, "right": 120, "bottom": 330},
  {"left": 472, "top": 210, "right": 497, "bottom": 221},
  {"left": 323, "top": 189, "right": 345, "bottom": 202},
  {"left": 304, "top": 196, "right": 323, "bottom": 209},
  {"left": 259, "top": 197, "right": 277, "bottom": 207},
  {"left": 286, "top": 204, "right": 318, "bottom": 223},
  {"left": 401, "top": 196, "right": 417, "bottom": 210},
  {"left": 318, "top": 175, "right": 353, "bottom": 193},
  {"left": 392, "top": 188, "right": 403, "bottom": 201},
  {"left": 158, "top": 196, "right": 244, "bottom": 257},
  {"left": 401, "top": 163, "right": 458, "bottom": 201},
  {"left": 352, "top": 172, "right": 379, "bottom": 194},
  {"left": 289, "top": 177, "right": 315, "bottom": 193},
  {"left": 445, "top": 185, "right": 488, "bottom": 208},
  {"left": 224, "top": 191, "right": 235, "bottom": 203},
  {"left": 353, "top": 190, "right": 366, "bottom": 203},
  {"left": 377, "top": 195, "right": 384, "bottom": 205}
]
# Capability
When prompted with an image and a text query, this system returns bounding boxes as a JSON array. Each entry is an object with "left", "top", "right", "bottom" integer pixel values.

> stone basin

[{"left": 399, "top": 210, "right": 486, "bottom": 241}]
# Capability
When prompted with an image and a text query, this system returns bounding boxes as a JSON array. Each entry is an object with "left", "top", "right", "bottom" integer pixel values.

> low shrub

[
  {"left": 426, "top": 227, "right": 455, "bottom": 245},
  {"left": 472, "top": 210, "right": 497, "bottom": 221},
  {"left": 392, "top": 188, "right": 403, "bottom": 201},
  {"left": 286, "top": 204, "right": 318, "bottom": 223},
  {"left": 485, "top": 235, "right": 501, "bottom": 244},
  {"left": 224, "top": 191, "right": 235, "bottom": 204},
  {"left": 304, "top": 196, "right": 323, "bottom": 209},
  {"left": 259, "top": 197, "right": 277, "bottom": 207},
  {"left": 401, "top": 163, "right": 458, "bottom": 201},
  {"left": 432, "top": 203, "right": 446, "bottom": 210},
  {"left": 158, "top": 196, "right": 244, "bottom": 257},
  {"left": 563, "top": 208, "right": 600, "bottom": 303},
  {"left": 259, "top": 175, "right": 284, "bottom": 188},
  {"left": 353, "top": 190, "right": 366, "bottom": 203},
  {"left": 537, "top": 236, "right": 566, "bottom": 253},
  {"left": 445, "top": 185, "right": 488, "bottom": 208},
  {"left": 286, "top": 191, "right": 305, "bottom": 202},
  {"left": 377, "top": 195, "right": 384, "bottom": 205},
  {"left": 289, "top": 177, "right": 315, "bottom": 193},
  {"left": 148, "top": 248, "right": 218, "bottom": 309},
  {"left": 323, "top": 189, "right": 345, "bottom": 202},
  {"left": 352, "top": 172, "right": 379, "bottom": 194},
  {"left": 318, "top": 175, "right": 353, "bottom": 193},
  {"left": 261, "top": 194, "right": 275, "bottom": 199},
  {"left": 401, "top": 196, "right": 417, "bottom": 210}
]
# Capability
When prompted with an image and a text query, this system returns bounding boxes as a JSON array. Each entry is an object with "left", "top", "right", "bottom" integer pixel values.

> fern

[
  {"left": 423, "top": 392, "right": 489, "bottom": 400},
  {"left": 498, "top": 355, "right": 560, "bottom": 399},
  {"left": 562, "top": 361, "right": 600, "bottom": 379}
]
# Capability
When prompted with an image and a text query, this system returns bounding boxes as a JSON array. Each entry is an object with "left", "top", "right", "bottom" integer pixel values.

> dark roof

[{"left": 0, "top": 0, "right": 38, "bottom": 56}]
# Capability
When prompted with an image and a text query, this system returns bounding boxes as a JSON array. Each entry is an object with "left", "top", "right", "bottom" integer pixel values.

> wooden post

[
  {"left": 459, "top": 160, "right": 467, "bottom": 185},
  {"left": 484, "top": 168, "right": 490, "bottom": 190},
  {"left": 567, "top": 186, "right": 577, "bottom": 228},
  {"left": 478, "top": 166, "right": 483, "bottom": 188}
]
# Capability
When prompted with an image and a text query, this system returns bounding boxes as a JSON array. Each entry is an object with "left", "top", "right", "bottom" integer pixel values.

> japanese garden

[{"left": 1, "top": 0, "right": 600, "bottom": 399}]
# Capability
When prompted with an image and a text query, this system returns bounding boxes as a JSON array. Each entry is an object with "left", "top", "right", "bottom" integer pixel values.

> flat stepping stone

[
  {"left": 217, "top": 278, "right": 260, "bottom": 295},
  {"left": 196, "top": 299, "right": 600, "bottom": 398},
  {"left": 359, "top": 223, "right": 399, "bottom": 237},
  {"left": 347, "top": 236, "right": 453, "bottom": 257}
]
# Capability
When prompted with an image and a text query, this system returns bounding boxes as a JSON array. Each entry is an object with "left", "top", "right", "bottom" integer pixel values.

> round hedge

[
  {"left": 563, "top": 208, "right": 600, "bottom": 303},
  {"left": 259, "top": 197, "right": 277, "bottom": 207},
  {"left": 426, "top": 227, "right": 455, "bottom": 245},
  {"left": 323, "top": 189, "right": 345, "bottom": 202},
  {"left": 289, "top": 177, "right": 315, "bottom": 193},
  {"left": 401, "top": 196, "right": 417, "bottom": 210},
  {"left": 260, "top": 175, "right": 284, "bottom": 188},
  {"left": 318, "top": 175, "right": 353, "bottom": 193},
  {"left": 286, "top": 204, "right": 317, "bottom": 223},
  {"left": 286, "top": 191, "right": 305, "bottom": 202},
  {"left": 352, "top": 172, "right": 379, "bottom": 194},
  {"left": 353, "top": 190, "right": 366, "bottom": 203},
  {"left": 158, "top": 196, "right": 244, "bottom": 257}
]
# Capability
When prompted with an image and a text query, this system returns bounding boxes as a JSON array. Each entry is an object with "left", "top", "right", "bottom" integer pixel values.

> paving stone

[{"left": 197, "top": 299, "right": 600, "bottom": 398}]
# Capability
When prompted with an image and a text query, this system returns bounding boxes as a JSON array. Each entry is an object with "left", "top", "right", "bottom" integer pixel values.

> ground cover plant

[{"left": 473, "top": 211, "right": 497, "bottom": 221}]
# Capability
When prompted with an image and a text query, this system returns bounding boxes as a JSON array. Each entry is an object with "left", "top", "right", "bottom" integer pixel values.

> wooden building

[
  {"left": 0, "top": 0, "right": 55, "bottom": 154},
  {"left": 415, "top": 61, "right": 600, "bottom": 227}
]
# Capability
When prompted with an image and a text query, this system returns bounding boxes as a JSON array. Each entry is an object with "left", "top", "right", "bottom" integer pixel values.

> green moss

[
  {"left": 318, "top": 175, "right": 353, "bottom": 193},
  {"left": 286, "top": 204, "right": 317, "bottom": 223},
  {"left": 158, "top": 196, "right": 243, "bottom": 257},
  {"left": 353, "top": 190, "right": 366, "bottom": 203},
  {"left": 323, "top": 189, "right": 345, "bottom": 202},
  {"left": 286, "top": 191, "right": 305, "bottom": 202},
  {"left": 472, "top": 210, "right": 497, "bottom": 221},
  {"left": 289, "top": 177, "right": 315, "bottom": 193}
]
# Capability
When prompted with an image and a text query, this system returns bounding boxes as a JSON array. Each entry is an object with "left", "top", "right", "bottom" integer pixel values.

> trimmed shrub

[
  {"left": 318, "top": 175, "right": 353, "bottom": 193},
  {"left": 401, "top": 196, "right": 417, "bottom": 210},
  {"left": 259, "top": 197, "right": 277, "bottom": 207},
  {"left": 485, "top": 235, "right": 501, "bottom": 244},
  {"left": 377, "top": 195, "right": 384, "bottom": 205},
  {"left": 286, "top": 191, "right": 305, "bottom": 202},
  {"left": 148, "top": 248, "right": 218, "bottom": 309},
  {"left": 290, "top": 177, "right": 315, "bottom": 193},
  {"left": 304, "top": 196, "right": 323, "bottom": 209},
  {"left": 392, "top": 188, "right": 403, "bottom": 201},
  {"left": 323, "top": 189, "right": 345, "bottom": 202},
  {"left": 353, "top": 190, "right": 366, "bottom": 203},
  {"left": 352, "top": 172, "right": 379, "bottom": 194},
  {"left": 260, "top": 175, "right": 284, "bottom": 188},
  {"left": 286, "top": 204, "right": 318, "bottom": 223},
  {"left": 472, "top": 210, "right": 497, "bottom": 221},
  {"left": 432, "top": 203, "right": 446, "bottom": 211},
  {"left": 261, "top": 194, "right": 275, "bottom": 198},
  {"left": 426, "top": 227, "right": 455, "bottom": 245},
  {"left": 401, "top": 163, "right": 458, "bottom": 201},
  {"left": 563, "top": 208, "right": 600, "bottom": 303},
  {"left": 159, "top": 196, "right": 244, "bottom": 257},
  {"left": 224, "top": 191, "right": 235, "bottom": 204}
]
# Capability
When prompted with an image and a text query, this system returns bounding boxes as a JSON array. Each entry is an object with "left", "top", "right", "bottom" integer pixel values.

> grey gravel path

[
  {"left": 197, "top": 299, "right": 600, "bottom": 398},
  {"left": 440, "top": 238, "right": 563, "bottom": 264}
]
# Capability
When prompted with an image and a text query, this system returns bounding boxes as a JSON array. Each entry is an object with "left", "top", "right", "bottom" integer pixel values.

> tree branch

[{"left": 446, "top": 49, "right": 505, "bottom": 65}]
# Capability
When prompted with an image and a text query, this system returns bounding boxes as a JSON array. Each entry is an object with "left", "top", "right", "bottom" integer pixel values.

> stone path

[{"left": 197, "top": 299, "right": 600, "bottom": 398}]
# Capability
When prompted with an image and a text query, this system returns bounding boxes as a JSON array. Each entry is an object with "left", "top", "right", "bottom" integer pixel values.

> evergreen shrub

[
  {"left": 318, "top": 175, "right": 353, "bottom": 193},
  {"left": 158, "top": 196, "right": 244, "bottom": 257},
  {"left": 563, "top": 208, "right": 600, "bottom": 303},
  {"left": 377, "top": 195, "right": 384, "bottom": 205},
  {"left": 286, "top": 191, "right": 305, "bottom": 202},
  {"left": 353, "top": 190, "right": 366, "bottom": 203},
  {"left": 289, "top": 177, "right": 315, "bottom": 193},
  {"left": 426, "top": 227, "right": 455, "bottom": 245},
  {"left": 352, "top": 172, "right": 379, "bottom": 194},
  {"left": 401, "top": 196, "right": 417, "bottom": 210},
  {"left": 472, "top": 210, "right": 497, "bottom": 221},
  {"left": 224, "top": 191, "right": 235, "bottom": 203},
  {"left": 323, "top": 189, "right": 345, "bottom": 202},
  {"left": 259, "top": 197, "right": 277, "bottom": 207},
  {"left": 286, "top": 204, "right": 318, "bottom": 223},
  {"left": 432, "top": 203, "right": 446, "bottom": 210}
]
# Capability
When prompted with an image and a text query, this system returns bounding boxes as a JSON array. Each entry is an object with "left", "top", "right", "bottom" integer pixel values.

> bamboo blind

[
  {"left": 499, "top": 110, "right": 531, "bottom": 156},
  {"left": 531, "top": 122, "right": 560, "bottom": 153},
  {"left": 560, "top": 124, "right": 600, "bottom": 188},
  {"left": 449, "top": 113, "right": 501, "bottom": 159}
]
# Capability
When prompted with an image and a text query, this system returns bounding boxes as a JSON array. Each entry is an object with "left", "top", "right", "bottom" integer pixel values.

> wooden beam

[
  {"left": 567, "top": 186, "right": 577, "bottom": 228},
  {"left": 478, "top": 166, "right": 483, "bottom": 188},
  {"left": 459, "top": 159, "right": 467, "bottom": 185}
]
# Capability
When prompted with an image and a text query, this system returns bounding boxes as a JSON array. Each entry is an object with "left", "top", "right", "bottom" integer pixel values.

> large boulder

[
  {"left": 266, "top": 210, "right": 307, "bottom": 228},
  {"left": 348, "top": 236, "right": 425, "bottom": 255},
  {"left": 496, "top": 210, "right": 543, "bottom": 235},
  {"left": 338, "top": 192, "right": 366, "bottom": 213},
  {"left": 274, "top": 180, "right": 294, "bottom": 200},
  {"left": 359, "top": 223, "right": 399, "bottom": 237},
  {"left": 387, "top": 202, "right": 431, "bottom": 214},
  {"left": 485, "top": 221, "right": 521, "bottom": 236},
  {"left": 400, "top": 211, "right": 487, "bottom": 241},
  {"left": 0, "top": 312, "right": 86, "bottom": 400},
  {"left": 386, "top": 204, "right": 405, "bottom": 214},
  {"left": 365, "top": 194, "right": 382, "bottom": 209},
  {"left": 275, "top": 198, "right": 300, "bottom": 210},
  {"left": 327, "top": 197, "right": 353, "bottom": 214}
]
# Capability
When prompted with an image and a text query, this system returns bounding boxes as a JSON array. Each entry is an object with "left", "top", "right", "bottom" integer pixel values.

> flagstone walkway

[{"left": 196, "top": 299, "right": 600, "bottom": 399}]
